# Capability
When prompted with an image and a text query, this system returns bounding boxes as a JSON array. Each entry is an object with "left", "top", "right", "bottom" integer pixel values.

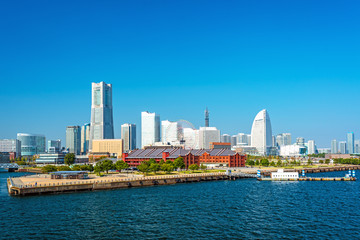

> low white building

[
  {"left": 271, "top": 169, "right": 299, "bottom": 179},
  {"left": 279, "top": 144, "right": 306, "bottom": 157}
]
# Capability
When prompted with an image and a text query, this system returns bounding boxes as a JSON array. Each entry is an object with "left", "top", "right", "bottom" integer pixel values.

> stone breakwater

[{"left": 7, "top": 172, "right": 237, "bottom": 196}]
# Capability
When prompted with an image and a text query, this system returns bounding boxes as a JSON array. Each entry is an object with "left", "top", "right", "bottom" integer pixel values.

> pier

[
  {"left": 7, "top": 172, "right": 252, "bottom": 196},
  {"left": 258, "top": 177, "right": 356, "bottom": 181}
]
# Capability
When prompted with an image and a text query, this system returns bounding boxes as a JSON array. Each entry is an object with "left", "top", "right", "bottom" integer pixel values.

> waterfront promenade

[{"left": 7, "top": 172, "right": 233, "bottom": 196}]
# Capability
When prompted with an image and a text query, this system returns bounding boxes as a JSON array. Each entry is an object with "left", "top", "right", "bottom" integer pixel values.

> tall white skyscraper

[
  {"left": 347, "top": 132, "right": 354, "bottom": 154},
  {"left": 183, "top": 128, "right": 199, "bottom": 149},
  {"left": 121, "top": 123, "right": 136, "bottom": 152},
  {"left": 296, "top": 137, "right": 305, "bottom": 146},
  {"left": 161, "top": 120, "right": 179, "bottom": 144},
  {"left": 331, "top": 139, "right": 338, "bottom": 154},
  {"left": 89, "top": 82, "right": 114, "bottom": 150},
  {"left": 339, "top": 141, "right": 347, "bottom": 154},
  {"left": 307, "top": 140, "right": 316, "bottom": 155},
  {"left": 199, "top": 127, "right": 220, "bottom": 149},
  {"left": 276, "top": 133, "right": 291, "bottom": 146},
  {"left": 251, "top": 109, "right": 272, "bottom": 155},
  {"left": 237, "top": 133, "right": 249, "bottom": 145},
  {"left": 81, "top": 123, "right": 90, "bottom": 154},
  {"left": 231, "top": 135, "right": 237, "bottom": 147},
  {"left": 141, "top": 111, "right": 160, "bottom": 148}
]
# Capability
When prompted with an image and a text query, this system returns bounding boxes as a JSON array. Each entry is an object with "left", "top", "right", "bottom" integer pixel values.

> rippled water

[{"left": 1, "top": 171, "right": 360, "bottom": 239}]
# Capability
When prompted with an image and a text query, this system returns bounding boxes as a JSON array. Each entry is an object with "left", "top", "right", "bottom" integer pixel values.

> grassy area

[{"left": 132, "top": 169, "right": 225, "bottom": 176}]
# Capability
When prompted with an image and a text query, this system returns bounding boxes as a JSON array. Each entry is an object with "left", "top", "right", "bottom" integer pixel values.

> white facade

[
  {"left": 271, "top": 169, "right": 299, "bottom": 179},
  {"left": 89, "top": 82, "right": 114, "bottom": 150},
  {"left": 221, "top": 134, "right": 231, "bottom": 143},
  {"left": 296, "top": 137, "right": 305, "bottom": 146},
  {"left": 231, "top": 135, "right": 237, "bottom": 147},
  {"left": 237, "top": 133, "right": 250, "bottom": 145},
  {"left": 81, "top": 123, "right": 90, "bottom": 154},
  {"left": 251, "top": 109, "right": 272, "bottom": 155},
  {"left": 276, "top": 133, "right": 291, "bottom": 146},
  {"left": 347, "top": 132, "right": 354, "bottom": 154},
  {"left": 279, "top": 144, "right": 306, "bottom": 157},
  {"left": 161, "top": 120, "right": 179, "bottom": 144},
  {"left": 307, "top": 140, "right": 316, "bottom": 154},
  {"left": 355, "top": 140, "right": 360, "bottom": 154},
  {"left": 199, "top": 127, "right": 220, "bottom": 149},
  {"left": 0, "top": 139, "right": 21, "bottom": 157},
  {"left": 183, "top": 128, "right": 199, "bottom": 149},
  {"left": 141, "top": 111, "right": 160, "bottom": 148},
  {"left": 318, "top": 148, "right": 331, "bottom": 154}
]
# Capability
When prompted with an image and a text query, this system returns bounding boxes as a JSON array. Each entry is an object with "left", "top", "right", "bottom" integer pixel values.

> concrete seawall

[
  {"left": 260, "top": 166, "right": 360, "bottom": 176},
  {"left": 8, "top": 173, "right": 239, "bottom": 196}
]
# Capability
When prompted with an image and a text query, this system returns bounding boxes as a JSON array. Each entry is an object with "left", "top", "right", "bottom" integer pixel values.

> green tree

[
  {"left": 159, "top": 159, "right": 165, "bottom": 166},
  {"left": 189, "top": 164, "right": 199, "bottom": 172},
  {"left": 57, "top": 165, "right": 72, "bottom": 171},
  {"left": 72, "top": 165, "right": 81, "bottom": 171},
  {"left": 161, "top": 163, "right": 174, "bottom": 173},
  {"left": 94, "top": 163, "right": 103, "bottom": 176},
  {"left": 64, "top": 153, "right": 75, "bottom": 166},
  {"left": 307, "top": 159, "right": 312, "bottom": 165},
  {"left": 149, "top": 163, "right": 161, "bottom": 173},
  {"left": 173, "top": 157, "right": 185, "bottom": 169},
  {"left": 80, "top": 165, "right": 93, "bottom": 171},
  {"left": 42, "top": 165, "right": 57, "bottom": 173},
  {"left": 138, "top": 161, "right": 150, "bottom": 175},
  {"left": 102, "top": 160, "right": 115, "bottom": 174},
  {"left": 276, "top": 160, "right": 282, "bottom": 167},
  {"left": 260, "top": 159, "right": 269, "bottom": 167},
  {"left": 319, "top": 160, "right": 324, "bottom": 164},
  {"left": 247, "top": 160, "right": 255, "bottom": 167},
  {"left": 325, "top": 159, "right": 330, "bottom": 164},
  {"left": 255, "top": 160, "right": 260, "bottom": 166},
  {"left": 270, "top": 161, "right": 276, "bottom": 167},
  {"left": 115, "top": 160, "right": 129, "bottom": 172},
  {"left": 200, "top": 164, "right": 207, "bottom": 171},
  {"left": 148, "top": 158, "right": 157, "bottom": 165}
]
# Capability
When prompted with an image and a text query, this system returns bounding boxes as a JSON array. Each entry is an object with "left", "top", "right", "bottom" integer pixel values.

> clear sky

[{"left": 1, "top": 0, "right": 360, "bottom": 148}]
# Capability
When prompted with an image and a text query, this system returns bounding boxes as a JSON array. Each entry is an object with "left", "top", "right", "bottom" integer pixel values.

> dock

[
  {"left": 7, "top": 172, "right": 255, "bottom": 196},
  {"left": 258, "top": 177, "right": 356, "bottom": 181}
]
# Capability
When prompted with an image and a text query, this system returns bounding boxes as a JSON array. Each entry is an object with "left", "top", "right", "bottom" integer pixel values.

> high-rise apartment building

[
  {"left": 199, "top": 127, "right": 220, "bottom": 149},
  {"left": 347, "top": 132, "right": 354, "bottom": 154},
  {"left": 89, "top": 82, "right": 114, "bottom": 150},
  {"left": 296, "top": 137, "right": 305, "bottom": 146},
  {"left": 276, "top": 133, "right": 291, "bottom": 146},
  {"left": 141, "top": 111, "right": 160, "bottom": 148},
  {"left": 48, "top": 140, "right": 61, "bottom": 153},
  {"left": 81, "top": 123, "right": 90, "bottom": 154},
  {"left": 17, "top": 133, "right": 46, "bottom": 156},
  {"left": 307, "top": 140, "right": 316, "bottom": 155},
  {"left": 121, "top": 123, "right": 136, "bottom": 152},
  {"left": 331, "top": 139, "right": 338, "bottom": 154},
  {"left": 251, "top": 109, "right": 272, "bottom": 155},
  {"left": 231, "top": 135, "right": 237, "bottom": 147},
  {"left": 355, "top": 140, "right": 360, "bottom": 154},
  {"left": 237, "top": 133, "right": 249, "bottom": 145},
  {"left": 66, "top": 126, "right": 81, "bottom": 155},
  {"left": 0, "top": 139, "right": 21, "bottom": 158},
  {"left": 221, "top": 134, "right": 231, "bottom": 143},
  {"left": 339, "top": 141, "right": 347, "bottom": 154}
]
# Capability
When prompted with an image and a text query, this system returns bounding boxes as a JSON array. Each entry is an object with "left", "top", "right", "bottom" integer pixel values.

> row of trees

[
  {"left": 42, "top": 164, "right": 94, "bottom": 173},
  {"left": 247, "top": 159, "right": 314, "bottom": 167},
  {"left": 333, "top": 158, "right": 360, "bottom": 165},
  {"left": 94, "top": 160, "right": 129, "bottom": 175}
]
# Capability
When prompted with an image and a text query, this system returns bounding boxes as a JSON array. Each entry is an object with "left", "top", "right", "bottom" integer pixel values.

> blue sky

[{"left": 1, "top": 0, "right": 360, "bottom": 148}]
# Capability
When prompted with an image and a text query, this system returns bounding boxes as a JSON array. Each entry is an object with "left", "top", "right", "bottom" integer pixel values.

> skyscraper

[
  {"left": 48, "top": 139, "right": 61, "bottom": 153},
  {"left": 221, "top": 134, "right": 231, "bottom": 143},
  {"left": 355, "top": 140, "right": 360, "bottom": 154},
  {"left": 81, "top": 123, "right": 90, "bottom": 154},
  {"left": 141, "top": 111, "right": 160, "bottom": 148},
  {"left": 347, "top": 132, "right": 354, "bottom": 154},
  {"left": 237, "top": 133, "right": 249, "bottom": 145},
  {"left": 199, "top": 127, "right": 220, "bottom": 149},
  {"left": 205, "top": 107, "right": 209, "bottom": 127},
  {"left": 89, "top": 82, "right": 114, "bottom": 150},
  {"left": 331, "top": 139, "right": 338, "bottom": 154},
  {"left": 307, "top": 140, "right": 316, "bottom": 155},
  {"left": 231, "top": 135, "right": 237, "bottom": 147},
  {"left": 121, "top": 123, "right": 136, "bottom": 152},
  {"left": 296, "top": 137, "right": 305, "bottom": 146},
  {"left": 276, "top": 133, "right": 291, "bottom": 146},
  {"left": 251, "top": 109, "right": 272, "bottom": 155},
  {"left": 339, "top": 141, "right": 347, "bottom": 154},
  {"left": 161, "top": 120, "right": 179, "bottom": 144},
  {"left": 66, "top": 126, "right": 81, "bottom": 155}
]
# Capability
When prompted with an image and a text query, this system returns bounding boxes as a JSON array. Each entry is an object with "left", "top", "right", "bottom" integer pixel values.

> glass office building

[{"left": 17, "top": 133, "right": 46, "bottom": 156}]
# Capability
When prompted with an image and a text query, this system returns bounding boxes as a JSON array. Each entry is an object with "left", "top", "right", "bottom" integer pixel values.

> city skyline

[{"left": 1, "top": 1, "right": 360, "bottom": 147}]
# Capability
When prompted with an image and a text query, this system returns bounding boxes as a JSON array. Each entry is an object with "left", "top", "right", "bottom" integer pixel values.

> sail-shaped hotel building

[{"left": 251, "top": 109, "right": 273, "bottom": 155}]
